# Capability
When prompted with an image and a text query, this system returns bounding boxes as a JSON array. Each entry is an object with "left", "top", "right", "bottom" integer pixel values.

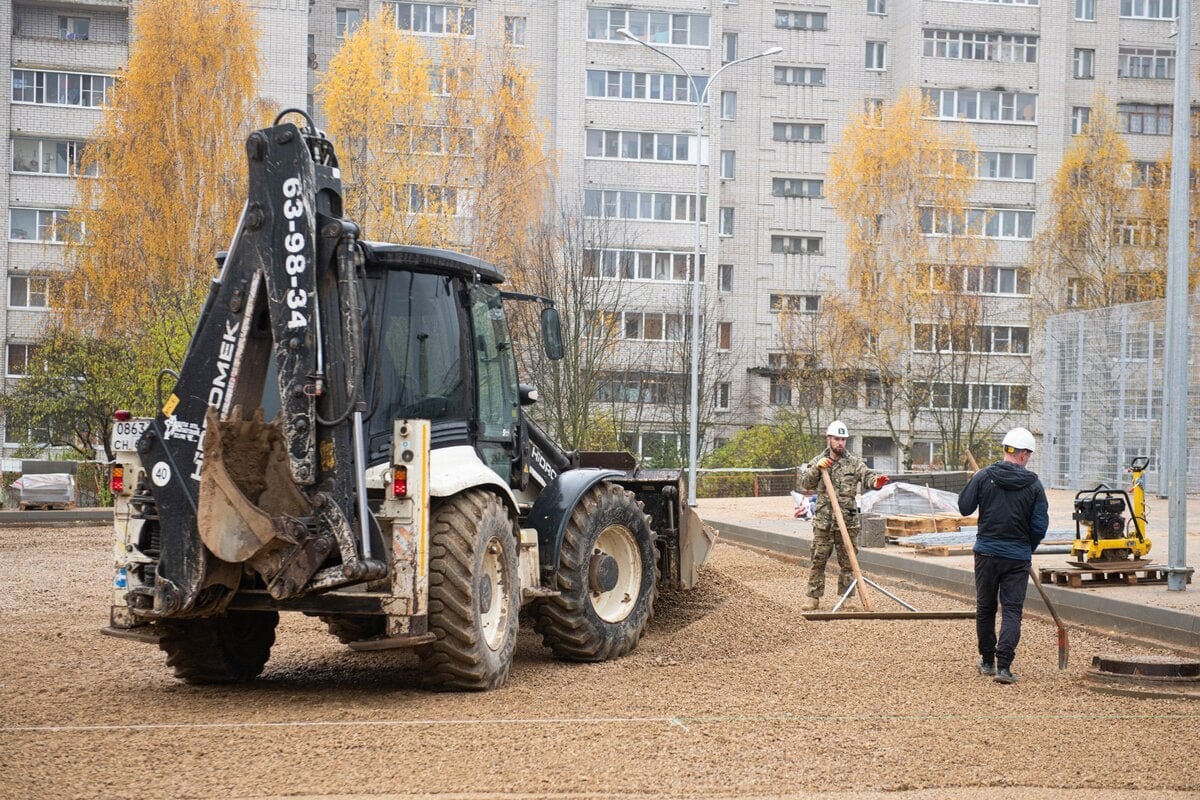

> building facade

[{"left": 3, "top": 0, "right": 1196, "bottom": 471}]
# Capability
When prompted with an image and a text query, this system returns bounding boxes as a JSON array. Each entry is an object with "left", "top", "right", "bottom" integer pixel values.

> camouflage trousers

[{"left": 807, "top": 525, "right": 859, "bottom": 599}]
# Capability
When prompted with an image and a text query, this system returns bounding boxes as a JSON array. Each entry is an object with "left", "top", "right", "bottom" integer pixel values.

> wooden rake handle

[{"left": 820, "top": 468, "right": 873, "bottom": 612}]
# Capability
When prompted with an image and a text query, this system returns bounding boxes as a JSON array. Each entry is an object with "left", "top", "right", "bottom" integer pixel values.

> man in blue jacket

[{"left": 958, "top": 427, "right": 1049, "bottom": 684}]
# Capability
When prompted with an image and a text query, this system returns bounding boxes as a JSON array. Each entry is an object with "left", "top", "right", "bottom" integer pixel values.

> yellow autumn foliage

[
  {"left": 317, "top": 10, "right": 550, "bottom": 282},
  {"left": 64, "top": 0, "right": 264, "bottom": 369}
]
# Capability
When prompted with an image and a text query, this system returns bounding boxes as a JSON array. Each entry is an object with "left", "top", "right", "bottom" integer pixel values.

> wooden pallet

[
  {"left": 1038, "top": 564, "right": 1194, "bottom": 588},
  {"left": 913, "top": 545, "right": 974, "bottom": 557},
  {"left": 883, "top": 513, "right": 976, "bottom": 537}
]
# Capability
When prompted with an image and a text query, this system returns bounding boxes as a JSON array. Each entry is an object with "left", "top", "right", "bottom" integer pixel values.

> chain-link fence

[{"left": 1042, "top": 296, "right": 1200, "bottom": 493}]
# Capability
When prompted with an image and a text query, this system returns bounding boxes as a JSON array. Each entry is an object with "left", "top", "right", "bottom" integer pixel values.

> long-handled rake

[{"left": 801, "top": 468, "right": 976, "bottom": 621}]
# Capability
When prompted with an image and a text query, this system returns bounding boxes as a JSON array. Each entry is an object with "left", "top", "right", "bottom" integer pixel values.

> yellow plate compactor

[{"left": 1069, "top": 456, "right": 1152, "bottom": 566}]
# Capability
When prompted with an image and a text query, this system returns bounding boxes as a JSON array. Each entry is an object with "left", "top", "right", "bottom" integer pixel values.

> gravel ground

[{"left": 1, "top": 523, "right": 1198, "bottom": 800}]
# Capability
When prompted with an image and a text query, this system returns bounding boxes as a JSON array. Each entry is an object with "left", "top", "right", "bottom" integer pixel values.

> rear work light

[
  {"left": 111, "top": 465, "right": 124, "bottom": 494},
  {"left": 113, "top": 409, "right": 132, "bottom": 422},
  {"left": 392, "top": 466, "right": 408, "bottom": 498}
]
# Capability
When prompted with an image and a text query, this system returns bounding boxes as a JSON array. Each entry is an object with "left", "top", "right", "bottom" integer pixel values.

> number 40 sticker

[{"left": 151, "top": 462, "right": 172, "bottom": 487}]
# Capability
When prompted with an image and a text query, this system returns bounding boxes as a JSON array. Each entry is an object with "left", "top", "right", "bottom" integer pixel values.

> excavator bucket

[{"left": 197, "top": 406, "right": 313, "bottom": 563}]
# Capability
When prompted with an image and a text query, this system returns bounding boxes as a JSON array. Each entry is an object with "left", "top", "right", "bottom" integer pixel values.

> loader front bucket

[{"left": 197, "top": 406, "right": 313, "bottom": 563}]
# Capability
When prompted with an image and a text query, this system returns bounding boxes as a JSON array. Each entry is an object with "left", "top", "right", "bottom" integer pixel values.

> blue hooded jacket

[{"left": 958, "top": 460, "right": 1049, "bottom": 561}]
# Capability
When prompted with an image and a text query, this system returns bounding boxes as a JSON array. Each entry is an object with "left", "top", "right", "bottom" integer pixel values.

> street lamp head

[
  {"left": 764, "top": 47, "right": 784, "bottom": 56},
  {"left": 615, "top": 27, "right": 635, "bottom": 41}
]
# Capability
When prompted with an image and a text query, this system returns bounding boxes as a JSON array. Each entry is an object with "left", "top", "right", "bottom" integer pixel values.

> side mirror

[
  {"left": 540, "top": 307, "right": 564, "bottom": 361},
  {"left": 518, "top": 383, "right": 539, "bottom": 406}
]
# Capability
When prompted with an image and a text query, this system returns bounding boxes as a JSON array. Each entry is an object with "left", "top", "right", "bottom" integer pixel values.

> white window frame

[
  {"left": 1119, "top": 47, "right": 1175, "bottom": 79},
  {"left": 769, "top": 293, "right": 820, "bottom": 313},
  {"left": 336, "top": 8, "right": 361, "bottom": 38},
  {"left": 923, "top": 88, "right": 1037, "bottom": 124},
  {"left": 1071, "top": 106, "right": 1091, "bottom": 134},
  {"left": 587, "top": 8, "right": 711, "bottom": 47},
  {"left": 11, "top": 137, "right": 95, "bottom": 177},
  {"left": 584, "top": 249, "right": 704, "bottom": 283},
  {"left": 719, "top": 206, "right": 734, "bottom": 236},
  {"left": 721, "top": 91, "right": 737, "bottom": 120},
  {"left": 585, "top": 70, "right": 707, "bottom": 104},
  {"left": 720, "top": 150, "right": 735, "bottom": 179},
  {"left": 585, "top": 129, "right": 701, "bottom": 164},
  {"left": 1073, "top": 48, "right": 1095, "bottom": 79},
  {"left": 1119, "top": 0, "right": 1176, "bottom": 19},
  {"left": 865, "top": 41, "right": 887, "bottom": 71},
  {"left": 504, "top": 15, "right": 527, "bottom": 46},
  {"left": 8, "top": 275, "right": 53, "bottom": 309},
  {"left": 772, "top": 122, "right": 824, "bottom": 142},
  {"left": 59, "top": 15, "right": 90, "bottom": 40},
  {"left": 9, "top": 208, "right": 78, "bottom": 244},
  {"left": 723, "top": 32, "right": 738, "bottom": 63},
  {"left": 775, "top": 10, "right": 828, "bottom": 30},
  {"left": 715, "top": 382, "right": 731, "bottom": 411},
  {"left": 11, "top": 69, "right": 114, "bottom": 108},
  {"left": 774, "top": 66, "right": 826, "bottom": 86},
  {"left": 1075, "top": 0, "right": 1096, "bottom": 19},
  {"left": 922, "top": 30, "right": 1038, "bottom": 64},
  {"left": 392, "top": 2, "right": 476, "bottom": 36},
  {"left": 770, "top": 235, "right": 823, "bottom": 255},
  {"left": 6, "top": 343, "right": 38, "bottom": 378},
  {"left": 772, "top": 177, "right": 824, "bottom": 197},
  {"left": 717, "top": 263, "right": 733, "bottom": 292},
  {"left": 584, "top": 189, "right": 707, "bottom": 223},
  {"left": 867, "top": 0, "right": 887, "bottom": 14}
]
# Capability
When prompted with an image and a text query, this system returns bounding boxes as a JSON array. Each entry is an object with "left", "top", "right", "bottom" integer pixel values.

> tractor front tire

[
  {"left": 158, "top": 610, "right": 279, "bottom": 684},
  {"left": 533, "top": 482, "right": 658, "bottom": 662},
  {"left": 416, "top": 490, "right": 519, "bottom": 691}
]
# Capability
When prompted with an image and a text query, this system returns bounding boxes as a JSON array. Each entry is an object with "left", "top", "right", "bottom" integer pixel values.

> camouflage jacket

[{"left": 797, "top": 448, "right": 886, "bottom": 530}]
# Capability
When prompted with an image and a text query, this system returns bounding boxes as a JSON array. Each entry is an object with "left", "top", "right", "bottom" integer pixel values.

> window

[
  {"left": 392, "top": 2, "right": 476, "bottom": 35},
  {"left": 1072, "top": 106, "right": 1091, "bottom": 134},
  {"left": 9, "top": 208, "right": 78, "bottom": 243},
  {"left": 1119, "top": 47, "right": 1175, "bottom": 79},
  {"left": 769, "top": 293, "right": 820, "bottom": 313},
  {"left": 584, "top": 249, "right": 704, "bottom": 282},
  {"left": 723, "top": 32, "right": 738, "bottom": 63},
  {"left": 406, "top": 184, "right": 459, "bottom": 215},
  {"left": 721, "top": 91, "right": 737, "bottom": 120},
  {"left": 718, "top": 263, "right": 733, "bottom": 292},
  {"left": 584, "top": 70, "right": 707, "bottom": 103},
  {"left": 868, "top": 0, "right": 887, "bottom": 14},
  {"left": 595, "top": 372, "right": 686, "bottom": 404},
  {"left": 774, "top": 66, "right": 826, "bottom": 86},
  {"left": 11, "top": 138, "right": 96, "bottom": 177},
  {"left": 585, "top": 129, "right": 699, "bottom": 163},
  {"left": 771, "top": 235, "right": 822, "bottom": 254},
  {"left": 6, "top": 343, "right": 38, "bottom": 377},
  {"left": 588, "top": 8, "right": 710, "bottom": 46},
  {"left": 1130, "top": 161, "right": 1165, "bottom": 188},
  {"left": 923, "top": 89, "right": 1037, "bottom": 123},
  {"left": 928, "top": 264, "right": 1031, "bottom": 295},
  {"left": 1120, "top": 0, "right": 1176, "bottom": 19},
  {"left": 772, "top": 177, "right": 824, "bottom": 197},
  {"left": 974, "top": 151, "right": 1036, "bottom": 181},
  {"left": 1076, "top": 0, "right": 1095, "bottom": 19},
  {"left": 923, "top": 383, "right": 1029, "bottom": 411},
  {"left": 716, "top": 322, "right": 732, "bottom": 350},
  {"left": 720, "top": 150, "right": 735, "bottom": 179},
  {"left": 719, "top": 207, "right": 734, "bottom": 236},
  {"left": 775, "top": 10, "right": 828, "bottom": 30},
  {"left": 59, "top": 16, "right": 90, "bottom": 40},
  {"left": 584, "top": 189, "right": 706, "bottom": 222},
  {"left": 772, "top": 122, "right": 824, "bottom": 142},
  {"left": 504, "top": 15, "right": 526, "bottom": 46},
  {"left": 336, "top": 8, "right": 361, "bottom": 38},
  {"left": 591, "top": 312, "right": 690, "bottom": 342},
  {"left": 390, "top": 124, "right": 473, "bottom": 155},
  {"left": 11, "top": 70, "right": 115, "bottom": 108},
  {"left": 919, "top": 207, "right": 1034, "bottom": 240},
  {"left": 715, "top": 382, "right": 731, "bottom": 411},
  {"left": 922, "top": 30, "right": 1038, "bottom": 64},
  {"left": 1066, "top": 277, "right": 1084, "bottom": 307},
  {"left": 1073, "top": 48, "right": 1095, "bottom": 79},
  {"left": 1118, "top": 103, "right": 1173, "bottom": 135},
  {"left": 866, "top": 41, "right": 886, "bottom": 71},
  {"left": 769, "top": 376, "right": 792, "bottom": 406},
  {"left": 864, "top": 98, "right": 885, "bottom": 125},
  {"left": 8, "top": 275, "right": 53, "bottom": 309},
  {"left": 913, "top": 325, "right": 1030, "bottom": 354}
]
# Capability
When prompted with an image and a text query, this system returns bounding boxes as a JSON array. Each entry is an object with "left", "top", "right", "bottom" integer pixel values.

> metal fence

[{"left": 1042, "top": 296, "right": 1200, "bottom": 492}]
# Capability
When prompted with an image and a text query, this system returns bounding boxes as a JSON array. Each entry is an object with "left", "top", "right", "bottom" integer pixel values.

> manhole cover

[{"left": 1088, "top": 654, "right": 1200, "bottom": 684}]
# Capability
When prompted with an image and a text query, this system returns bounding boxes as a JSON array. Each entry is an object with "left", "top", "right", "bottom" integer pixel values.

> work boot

[
  {"left": 994, "top": 667, "right": 1019, "bottom": 684},
  {"left": 978, "top": 657, "right": 996, "bottom": 677},
  {"left": 802, "top": 598, "right": 820, "bottom": 611}
]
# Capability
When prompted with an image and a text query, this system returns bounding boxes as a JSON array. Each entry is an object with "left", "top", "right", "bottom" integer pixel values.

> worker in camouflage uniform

[{"left": 797, "top": 421, "right": 889, "bottom": 610}]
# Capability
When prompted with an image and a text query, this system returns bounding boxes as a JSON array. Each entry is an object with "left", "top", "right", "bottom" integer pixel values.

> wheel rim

[
  {"left": 480, "top": 536, "right": 511, "bottom": 651},
  {"left": 589, "top": 524, "right": 642, "bottom": 623}
]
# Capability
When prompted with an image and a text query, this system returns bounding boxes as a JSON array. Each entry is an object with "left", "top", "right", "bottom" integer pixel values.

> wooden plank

[{"left": 802, "top": 610, "right": 977, "bottom": 620}]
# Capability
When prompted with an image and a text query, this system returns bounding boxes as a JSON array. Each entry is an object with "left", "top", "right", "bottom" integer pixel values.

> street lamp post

[{"left": 617, "top": 28, "right": 781, "bottom": 507}]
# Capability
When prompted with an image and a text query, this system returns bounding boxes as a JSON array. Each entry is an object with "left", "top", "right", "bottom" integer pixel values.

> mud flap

[
  {"left": 197, "top": 406, "right": 315, "bottom": 565},
  {"left": 678, "top": 505, "right": 718, "bottom": 589}
]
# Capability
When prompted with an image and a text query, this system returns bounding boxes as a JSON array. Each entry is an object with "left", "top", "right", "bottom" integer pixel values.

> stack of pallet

[{"left": 883, "top": 514, "right": 978, "bottom": 555}]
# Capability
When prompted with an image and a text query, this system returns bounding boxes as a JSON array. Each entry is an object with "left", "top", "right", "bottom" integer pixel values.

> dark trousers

[{"left": 974, "top": 553, "right": 1029, "bottom": 669}]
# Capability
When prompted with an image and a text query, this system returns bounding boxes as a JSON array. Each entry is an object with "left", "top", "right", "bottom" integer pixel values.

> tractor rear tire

[
  {"left": 532, "top": 482, "right": 658, "bottom": 662},
  {"left": 158, "top": 610, "right": 279, "bottom": 684},
  {"left": 416, "top": 490, "right": 519, "bottom": 691}
]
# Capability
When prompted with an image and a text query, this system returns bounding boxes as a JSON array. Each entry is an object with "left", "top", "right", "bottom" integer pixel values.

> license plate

[{"left": 111, "top": 418, "right": 150, "bottom": 452}]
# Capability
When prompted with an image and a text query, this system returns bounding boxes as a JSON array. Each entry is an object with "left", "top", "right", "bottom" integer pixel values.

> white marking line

[{"left": 4, "top": 712, "right": 1195, "bottom": 735}]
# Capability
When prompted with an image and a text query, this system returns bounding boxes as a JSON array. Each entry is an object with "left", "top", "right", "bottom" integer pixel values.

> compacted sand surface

[{"left": 1, "top": 523, "right": 1197, "bottom": 799}]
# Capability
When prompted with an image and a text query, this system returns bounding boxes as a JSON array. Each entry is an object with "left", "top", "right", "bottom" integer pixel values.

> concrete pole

[{"left": 1163, "top": 0, "right": 1191, "bottom": 591}]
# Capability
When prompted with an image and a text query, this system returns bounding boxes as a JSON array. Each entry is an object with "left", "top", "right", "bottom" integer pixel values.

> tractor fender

[
  {"left": 365, "top": 445, "right": 519, "bottom": 516},
  {"left": 527, "top": 468, "right": 622, "bottom": 577}
]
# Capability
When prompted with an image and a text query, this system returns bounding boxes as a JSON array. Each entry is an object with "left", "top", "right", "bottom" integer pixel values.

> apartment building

[{"left": 4, "top": 0, "right": 1196, "bottom": 469}]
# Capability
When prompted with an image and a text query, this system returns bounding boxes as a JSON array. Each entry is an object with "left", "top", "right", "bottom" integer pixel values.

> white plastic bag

[{"left": 856, "top": 481, "right": 960, "bottom": 516}]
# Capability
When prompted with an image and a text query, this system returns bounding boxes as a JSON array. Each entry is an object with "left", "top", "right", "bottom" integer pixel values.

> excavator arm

[{"left": 130, "top": 113, "right": 382, "bottom": 619}]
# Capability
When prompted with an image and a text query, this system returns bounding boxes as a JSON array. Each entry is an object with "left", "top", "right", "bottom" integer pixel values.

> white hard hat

[
  {"left": 826, "top": 420, "right": 848, "bottom": 437},
  {"left": 1001, "top": 427, "right": 1036, "bottom": 453}
]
